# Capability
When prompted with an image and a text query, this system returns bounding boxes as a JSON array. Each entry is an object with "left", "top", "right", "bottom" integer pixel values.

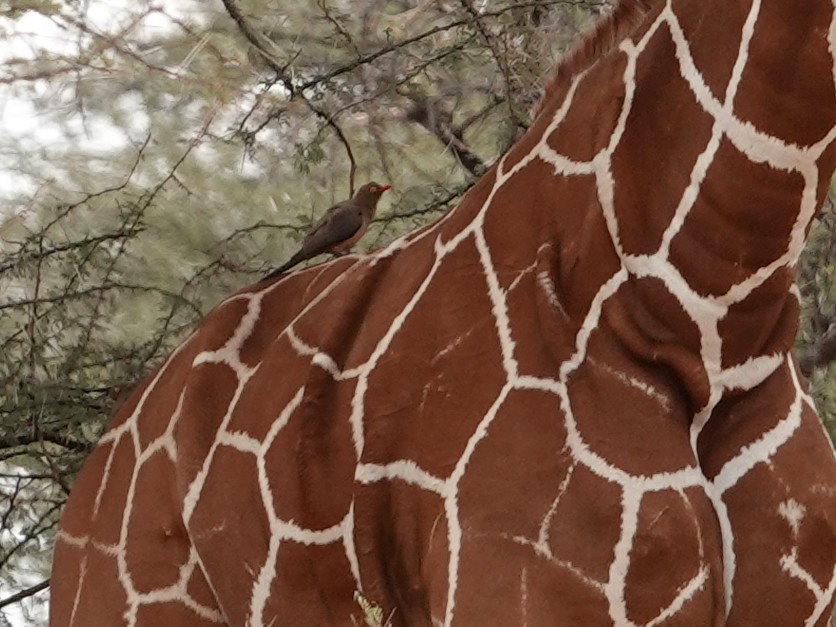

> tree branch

[
  {"left": 218, "top": 0, "right": 294, "bottom": 93},
  {"left": 405, "top": 94, "right": 487, "bottom": 177},
  {"left": 0, "top": 579, "right": 50, "bottom": 611},
  {"left": 458, "top": 0, "right": 527, "bottom": 132},
  {"left": 220, "top": 0, "right": 357, "bottom": 193}
]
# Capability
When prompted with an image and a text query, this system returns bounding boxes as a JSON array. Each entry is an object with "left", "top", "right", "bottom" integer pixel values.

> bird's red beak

[{"left": 379, "top": 185, "right": 392, "bottom": 193}]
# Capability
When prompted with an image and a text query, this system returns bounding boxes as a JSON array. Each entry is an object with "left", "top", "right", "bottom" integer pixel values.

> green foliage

[{"left": 798, "top": 198, "right": 836, "bottom": 438}]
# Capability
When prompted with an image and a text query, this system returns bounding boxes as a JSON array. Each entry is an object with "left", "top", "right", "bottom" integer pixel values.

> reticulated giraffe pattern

[{"left": 52, "top": 0, "right": 836, "bottom": 625}]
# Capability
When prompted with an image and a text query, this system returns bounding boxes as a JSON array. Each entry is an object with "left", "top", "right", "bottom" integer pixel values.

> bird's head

[{"left": 355, "top": 181, "right": 392, "bottom": 205}]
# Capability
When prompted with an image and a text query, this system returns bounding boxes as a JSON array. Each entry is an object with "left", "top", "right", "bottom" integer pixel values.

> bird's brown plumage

[{"left": 263, "top": 182, "right": 391, "bottom": 280}]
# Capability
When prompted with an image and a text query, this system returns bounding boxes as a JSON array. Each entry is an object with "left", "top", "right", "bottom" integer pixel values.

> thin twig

[
  {"left": 220, "top": 0, "right": 357, "bottom": 193},
  {"left": 0, "top": 579, "right": 50, "bottom": 611}
]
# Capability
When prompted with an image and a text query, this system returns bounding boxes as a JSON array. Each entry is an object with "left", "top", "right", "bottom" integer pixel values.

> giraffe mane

[{"left": 534, "top": 0, "right": 657, "bottom": 117}]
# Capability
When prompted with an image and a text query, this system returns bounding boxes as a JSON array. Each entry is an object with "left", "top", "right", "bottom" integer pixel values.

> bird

[{"left": 263, "top": 182, "right": 391, "bottom": 280}]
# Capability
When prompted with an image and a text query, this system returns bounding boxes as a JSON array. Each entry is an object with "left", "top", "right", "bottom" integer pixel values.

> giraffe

[{"left": 50, "top": 0, "right": 836, "bottom": 625}]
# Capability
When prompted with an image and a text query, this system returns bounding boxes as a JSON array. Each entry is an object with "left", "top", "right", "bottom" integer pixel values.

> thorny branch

[
  {"left": 220, "top": 0, "right": 358, "bottom": 193},
  {"left": 458, "top": 0, "right": 526, "bottom": 131},
  {"left": 219, "top": 0, "right": 602, "bottom": 192}
]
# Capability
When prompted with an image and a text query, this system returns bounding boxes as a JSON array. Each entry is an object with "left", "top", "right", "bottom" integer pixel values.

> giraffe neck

[
  {"left": 616, "top": 1, "right": 832, "bottom": 369},
  {"left": 479, "top": 0, "right": 836, "bottom": 414},
  {"left": 611, "top": 0, "right": 836, "bottom": 278}
]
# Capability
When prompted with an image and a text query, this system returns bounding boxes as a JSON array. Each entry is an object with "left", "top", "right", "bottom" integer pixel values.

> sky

[{"left": 0, "top": 1, "right": 191, "bottom": 209}]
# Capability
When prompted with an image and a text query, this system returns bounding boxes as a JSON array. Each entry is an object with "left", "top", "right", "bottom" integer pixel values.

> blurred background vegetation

[{"left": 0, "top": 0, "right": 833, "bottom": 623}]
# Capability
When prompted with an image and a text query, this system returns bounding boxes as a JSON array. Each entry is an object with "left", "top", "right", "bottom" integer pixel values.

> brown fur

[
  {"left": 51, "top": 2, "right": 836, "bottom": 625},
  {"left": 535, "top": 0, "right": 658, "bottom": 117}
]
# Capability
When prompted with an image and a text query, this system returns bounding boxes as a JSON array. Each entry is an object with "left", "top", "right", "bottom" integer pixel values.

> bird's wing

[{"left": 299, "top": 202, "right": 364, "bottom": 257}]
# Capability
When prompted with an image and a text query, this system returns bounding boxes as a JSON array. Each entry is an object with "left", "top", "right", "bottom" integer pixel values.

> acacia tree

[{"left": 0, "top": 0, "right": 833, "bottom": 623}]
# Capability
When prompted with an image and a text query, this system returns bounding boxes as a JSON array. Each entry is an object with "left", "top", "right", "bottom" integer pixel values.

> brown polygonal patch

[
  {"left": 549, "top": 176, "right": 621, "bottom": 322},
  {"left": 435, "top": 169, "right": 496, "bottom": 244},
  {"left": 262, "top": 373, "right": 356, "bottom": 528},
  {"left": 196, "top": 296, "right": 252, "bottom": 354},
  {"left": 624, "top": 490, "right": 714, "bottom": 625},
  {"left": 332, "top": 252, "right": 437, "bottom": 370},
  {"left": 496, "top": 117, "right": 544, "bottom": 184},
  {"left": 672, "top": 0, "right": 748, "bottom": 100},
  {"left": 796, "top": 500, "right": 836, "bottom": 594},
  {"left": 481, "top": 161, "right": 553, "bottom": 290},
  {"left": 133, "top": 602, "right": 222, "bottom": 627},
  {"left": 49, "top": 541, "right": 84, "bottom": 627},
  {"left": 455, "top": 532, "right": 611, "bottom": 625},
  {"left": 289, "top": 255, "right": 425, "bottom": 374},
  {"left": 70, "top": 545, "right": 129, "bottom": 625},
  {"left": 363, "top": 236, "right": 506, "bottom": 477},
  {"left": 723, "top": 463, "right": 817, "bottom": 626},
  {"left": 174, "top": 361, "right": 239, "bottom": 487},
  {"left": 457, "top": 388, "right": 569, "bottom": 541},
  {"left": 611, "top": 23, "right": 714, "bottom": 256},
  {"left": 267, "top": 540, "right": 358, "bottom": 626},
  {"left": 669, "top": 137, "right": 803, "bottom": 297},
  {"left": 546, "top": 53, "right": 628, "bottom": 163},
  {"left": 125, "top": 449, "right": 190, "bottom": 594},
  {"left": 54, "top": 438, "right": 117, "bottom": 541},
  {"left": 134, "top": 365, "right": 190, "bottom": 452},
  {"left": 718, "top": 270, "right": 797, "bottom": 369},
  {"left": 239, "top": 289, "right": 307, "bottom": 370},
  {"left": 544, "top": 464, "right": 622, "bottom": 583},
  {"left": 90, "top": 436, "right": 136, "bottom": 547},
  {"left": 186, "top": 565, "right": 223, "bottom": 619},
  {"left": 567, "top": 329, "right": 697, "bottom": 476},
  {"left": 351, "top": 480, "right": 448, "bottom": 627},
  {"left": 505, "top": 263, "right": 572, "bottom": 378},
  {"left": 733, "top": 0, "right": 836, "bottom": 145},
  {"left": 601, "top": 276, "right": 708, "bottom": 407},
  {"left": 697, "top": 362, "right": 794, "bottom": 479},
  {"left": 105, "top": 369, "right": 153, "bottom": 433},
  {"left": 187, "top": 446, "right": 271, "bottom": 627},
  {"left": 769, "top": 401, "right": 836, "bottom": 591},
  {"left": 226, "top": 335, "right": 321, "bottom": 443}
]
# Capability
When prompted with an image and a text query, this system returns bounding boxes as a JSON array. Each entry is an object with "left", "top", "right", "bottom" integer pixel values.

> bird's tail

[{"left": 262, "top": 251, "right": 304, "bottom": 282}]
